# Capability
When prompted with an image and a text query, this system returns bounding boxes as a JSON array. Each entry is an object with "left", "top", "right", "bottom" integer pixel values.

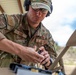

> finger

[
  {"left": 41, "top": 51, "right": 48, "bottom": 56},
  {"left": 34, "top": 45, "right": 37, "bottom": 51},
  {"left": 41, "top": 59, "right": 51, "bottom": 68},
  {"left": 39, "top": 46, "right": 45, "bottom": 51},
  {"left": 34, "top": 53, "right": 44, "bottom": 62},
  {"left": 45, "top": 60, "right": 51, "bottom": 67},
  {"left": 41, "top": 57, "right": 50, "bottom": 65},
  {"left": 40, "top": 52, "right": 50, "bottom": 63},
  {"left": 44, "top": 54, "right": 50, "bottom": 59},
  {"left": 36, "top": 52, "right": 44, "bottom": 59}
]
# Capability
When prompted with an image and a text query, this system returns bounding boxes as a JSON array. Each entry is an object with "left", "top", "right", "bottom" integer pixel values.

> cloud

[
  {"left": 42, "top": 0, "right": 76, "bottom": 46},
  {"left": 70, "top": 19, "right": 76, "bottom": 29}
]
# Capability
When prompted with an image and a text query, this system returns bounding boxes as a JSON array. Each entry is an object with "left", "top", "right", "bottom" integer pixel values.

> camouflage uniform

[{"left": 0, "top": 14, "right": 65, "bottom": 74}]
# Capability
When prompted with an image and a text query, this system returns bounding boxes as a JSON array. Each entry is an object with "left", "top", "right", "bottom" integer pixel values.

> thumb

[
  {"left": 33, "top": 45, "right": 37, "bottom": 51},
  {"left": 39, "top": 46, "right": 45, "bottom": 51}
]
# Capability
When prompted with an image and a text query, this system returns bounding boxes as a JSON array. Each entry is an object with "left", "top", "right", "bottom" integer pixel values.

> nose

[{"left": 36, "top": 11, "right": 42, "bottom": 17}]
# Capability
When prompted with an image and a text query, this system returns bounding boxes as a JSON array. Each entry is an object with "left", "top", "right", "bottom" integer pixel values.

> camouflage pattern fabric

[
  {"left": 0, "top": 14, "right": 65, "bottom": 74},
  {"left": 31, "top": 0, "right": 52, "bottom": 13}
]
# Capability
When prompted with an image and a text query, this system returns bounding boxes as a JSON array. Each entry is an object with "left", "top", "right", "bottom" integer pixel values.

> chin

[{"left": 32, "top": 20, "right": 40, "bottom": 23}]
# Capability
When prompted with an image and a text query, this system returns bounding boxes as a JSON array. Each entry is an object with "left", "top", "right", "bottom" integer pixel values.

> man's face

[{"left": 27, "top": 6, "right": 48, "bottom": 28}]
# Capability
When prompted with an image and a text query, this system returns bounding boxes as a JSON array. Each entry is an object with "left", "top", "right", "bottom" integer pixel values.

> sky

[{"left": 42, "top": 0, "right": 76, "bottom": 47}]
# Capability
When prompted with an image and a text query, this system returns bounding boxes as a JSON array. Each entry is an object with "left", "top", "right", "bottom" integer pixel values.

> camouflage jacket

[{"left": 0, "top": 14, "right": 57, "bottom": 68}]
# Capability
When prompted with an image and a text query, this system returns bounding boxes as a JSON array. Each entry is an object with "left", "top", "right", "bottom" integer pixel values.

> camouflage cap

[{"left": 31, "top": 0, "right": 52, "bottom": 13}]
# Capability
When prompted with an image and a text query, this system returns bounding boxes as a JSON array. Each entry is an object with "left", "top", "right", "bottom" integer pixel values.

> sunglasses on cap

[{"left": 32, "top": 7, "right": 48, "bottom": 13}]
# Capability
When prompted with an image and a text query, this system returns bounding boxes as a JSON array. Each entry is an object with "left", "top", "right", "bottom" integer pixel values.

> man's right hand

[
  {"left": 19, "top": 46, "right": 44, "bottom": 63},
  {"left": 0, "top": 39, "right": 44, "bottom": 63}
]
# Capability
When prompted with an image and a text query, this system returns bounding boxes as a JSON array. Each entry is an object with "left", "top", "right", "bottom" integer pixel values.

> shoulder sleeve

[
  {"left": 0, "top": 14, "right": 7, "bottom": 29},
  {"left": 0, "top": 14, "right": 7, "bottom": 40},
  {"left": 0, "top": 14, "right": 21, "bottom": 40},
  {"left": 6, "top": 14, "right": 21, "bottom": 30},
  {"left": 0, "top": 14, "right": 21, "bottom": 30}
]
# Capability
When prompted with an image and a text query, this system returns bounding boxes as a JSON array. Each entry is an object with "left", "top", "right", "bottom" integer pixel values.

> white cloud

[{"left": 42, "top": 0, "right": 76, "bottom": 46}]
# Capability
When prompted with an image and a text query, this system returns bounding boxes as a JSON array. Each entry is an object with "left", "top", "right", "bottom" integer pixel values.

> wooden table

[{"left": 0, "top": 68, "right": 15, "bottom": 75}]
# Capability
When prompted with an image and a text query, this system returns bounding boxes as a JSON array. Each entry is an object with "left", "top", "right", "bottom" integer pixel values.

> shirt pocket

[{"left": 14, "top": 30, "right": 27, "bottom": 45}]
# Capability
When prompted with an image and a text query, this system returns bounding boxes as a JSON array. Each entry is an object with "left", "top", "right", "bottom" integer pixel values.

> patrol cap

[{"left": 31, "top": 0, "right": 52, "bottom": 13}]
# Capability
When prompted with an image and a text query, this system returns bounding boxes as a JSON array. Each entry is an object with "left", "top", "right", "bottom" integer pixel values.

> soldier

[{"left": 0, "top": 0, "right": 65, "bottom": 74}]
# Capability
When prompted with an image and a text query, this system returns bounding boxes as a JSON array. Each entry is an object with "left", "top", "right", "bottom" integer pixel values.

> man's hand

[
  {"left": 0, "top": 39, "right": 44, "bottom": 63},
  {"left": 39, "top": 46, "right": 51, "bottom": 69},
  {"left": 19, "top": 46, "right": 44, "bottom": 63}
]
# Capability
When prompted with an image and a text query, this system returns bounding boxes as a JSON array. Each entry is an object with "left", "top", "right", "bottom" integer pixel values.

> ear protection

[
  {"left": 46, "top": 3, "right": 53, "bottom": 17},
  {"left": 24, "top": 0, "right": 31, "bottom": 11},
  {"left": 24, "top": 0, "right": 53, "bottom": 17}
]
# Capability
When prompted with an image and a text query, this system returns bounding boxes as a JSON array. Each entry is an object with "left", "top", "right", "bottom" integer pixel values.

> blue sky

[{"left": 42, "top": 0, "right": 76, "bottom": 46}]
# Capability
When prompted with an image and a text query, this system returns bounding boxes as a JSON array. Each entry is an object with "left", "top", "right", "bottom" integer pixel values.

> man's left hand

[{"left": 39, "top": 46, "right": 51, "bottom": 69}]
